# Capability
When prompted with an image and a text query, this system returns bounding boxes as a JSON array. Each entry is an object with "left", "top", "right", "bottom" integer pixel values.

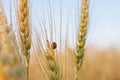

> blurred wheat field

[
  {"left": 0, "top": 0, "right": 120, "bottom": 80},
  {"left": 29, "top": 47, "right": 120, "bottom": 80}
]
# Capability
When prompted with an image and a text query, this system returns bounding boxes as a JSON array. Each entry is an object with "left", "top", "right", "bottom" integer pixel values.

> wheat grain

[
  {"left": 74, "top": 0, "right": 89, "bottom": 80},
  {"left": 0, "top": 7, "right": 10, "bottom": 55},
  {"left": 0, "top": 2, "right": 25, "bottom": 79},
  {"left": 18, "top": 0, "right": 31, "bottom": 80},
  {"left": 45, "top": 40, "right": 62, "bottom": 80}
]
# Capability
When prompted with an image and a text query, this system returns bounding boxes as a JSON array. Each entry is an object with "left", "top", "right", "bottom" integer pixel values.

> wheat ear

[
  {"left": 0, "top": 2, "right": 25, "bottom": 79},
  {"left": 0, "top": 5, "right": 10, "bottom": 54},
  {"left": 18, "top": 0, "right": 31, "bottom": 80},
  {"left": 74, "top": 0, "right": 89, "bottom": 80},
  {"left": 45, "top": 40, "right": 62, "bottom": 80}
]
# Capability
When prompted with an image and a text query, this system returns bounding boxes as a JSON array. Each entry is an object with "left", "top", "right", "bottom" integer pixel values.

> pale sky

[{"left": 1, "top": 0, "right": 120, "bottom": 48}]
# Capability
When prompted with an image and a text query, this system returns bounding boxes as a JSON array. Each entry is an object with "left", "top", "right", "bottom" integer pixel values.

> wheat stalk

[
  {"left": 74, "top": 0, "right": 89, "bottom": 80},
  {"left": 18, "top": 0, "right": 31, "bottom": 80}
]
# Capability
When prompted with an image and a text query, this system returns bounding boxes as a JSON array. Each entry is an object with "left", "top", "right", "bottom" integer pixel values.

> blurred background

[{"left": 1, "top": 0, "right": 120, "bottom": 80}]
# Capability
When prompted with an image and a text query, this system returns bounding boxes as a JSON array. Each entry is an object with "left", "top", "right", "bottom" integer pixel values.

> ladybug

[{"left": 51, "top": 42, "right": 57, "bottom": 49}]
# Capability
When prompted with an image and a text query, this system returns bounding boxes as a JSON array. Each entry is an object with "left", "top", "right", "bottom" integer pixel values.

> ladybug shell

[{"left": 51, "top": 42, "right": 57, "bottom": 49}]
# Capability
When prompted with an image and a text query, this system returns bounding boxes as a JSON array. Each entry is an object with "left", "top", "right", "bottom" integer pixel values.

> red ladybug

[{"left": 51, "top": 42, "right": 57, "bottom": 49}]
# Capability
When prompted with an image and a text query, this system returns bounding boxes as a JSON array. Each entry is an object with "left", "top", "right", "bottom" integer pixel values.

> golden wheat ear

[
  {"left": 74, "top": 0, "right": 89, "bottom": 80},
  {"left": 44, "top": 40, "right": 62, "bottom": 80},
  {"left": 17, "top": 0, "right": 31, "bottom": 80},
  {"left": 0, "top": 1, "right": 25, "bottom": 79},
  {"left": 0, "top": 2, "right": 9, "bottom": 55},
  {"left": 31, "top": 0, "right": 63, "bottom": 79}
]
